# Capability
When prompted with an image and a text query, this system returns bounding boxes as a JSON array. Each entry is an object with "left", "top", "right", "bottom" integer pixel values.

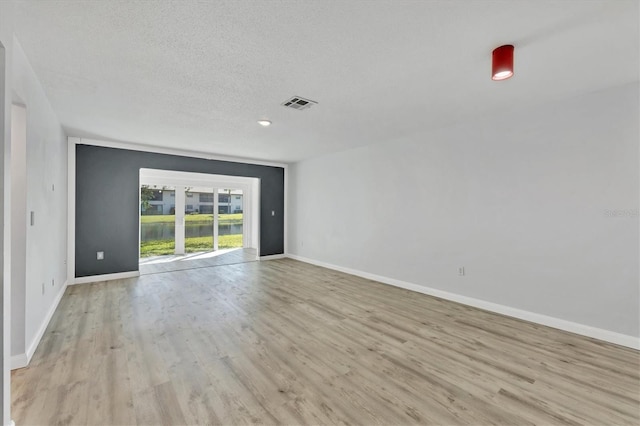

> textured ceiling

[{"left": 13, "top": 0, "right": 639, "bottom": 163}]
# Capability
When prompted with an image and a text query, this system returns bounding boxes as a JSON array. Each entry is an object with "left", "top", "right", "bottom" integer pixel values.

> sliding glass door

[
  {"left": 140, "top": 185, "right": 176, "bottom": 257},
  {"left": 184, "top": 187, "right": 215, "bottom": 253},
  {"left": 139, "top": 174, "right": 254, "bottom": 259},
  {"left": 218, "top": 189, "right": 244, "bottom": 249}
]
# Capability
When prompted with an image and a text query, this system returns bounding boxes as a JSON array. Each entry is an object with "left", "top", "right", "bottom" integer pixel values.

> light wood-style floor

[
  {"left": 139, "top": 248, "right": 258, "bottom": 275},
  {"left": 12, "top": 259, "right": 640, "bottom": 425}
]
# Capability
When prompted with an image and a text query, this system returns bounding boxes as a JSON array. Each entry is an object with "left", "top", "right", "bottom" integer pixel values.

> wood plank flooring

[
  {"left": 139, "top": 248, "right": 257, "bottom": 275},
  {"left": 12, "top": 259, "right": 640, "bottom": 425}
]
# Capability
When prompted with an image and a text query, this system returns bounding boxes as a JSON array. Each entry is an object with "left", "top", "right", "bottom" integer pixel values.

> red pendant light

[{"left": 492, "top": 45, "right": 514, "bottom": 81}]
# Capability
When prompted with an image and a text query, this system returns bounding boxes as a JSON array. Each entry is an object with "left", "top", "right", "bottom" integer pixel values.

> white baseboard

[
  {"left": 71, "top": 270, "right": 139, "bottom": 285},
  {"left": 10, "top": 353, "right": 28, "bottom": 370},
  {"left": 260, "top": 254, "right": 287, "bottom": 261},
  {"left": 11, "top": 280, "right": 69, "bottom": 370},
  {"left": 287, "top": 254, "right": 639, "bottom": 350}
]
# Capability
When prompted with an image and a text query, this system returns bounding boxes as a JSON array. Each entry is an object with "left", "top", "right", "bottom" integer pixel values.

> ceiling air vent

[{"left": 281, "top": 96, "right": 317, "bottom": 111}]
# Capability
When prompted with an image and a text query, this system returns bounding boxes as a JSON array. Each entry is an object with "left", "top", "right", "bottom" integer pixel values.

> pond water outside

[{"left": 141, "top": 222, "right": 243, "bottom": 241}]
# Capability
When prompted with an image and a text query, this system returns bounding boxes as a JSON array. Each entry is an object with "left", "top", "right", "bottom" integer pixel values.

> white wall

[
  {"left": 11, "top": 38, "right": 67, "bottom": 366},
  {"left": 10, "top": 104, "right": 26, "bottom": 361},
  {"left": 0, "top": 1, "right": 13, "bottom": 423},
  {"left": 288, "top": 82, "right": 639, "bottom": 340}
]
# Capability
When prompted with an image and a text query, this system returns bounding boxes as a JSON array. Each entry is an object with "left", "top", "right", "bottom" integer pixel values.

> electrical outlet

[
  {"left": 97, "top": 251, "right": 104, "bottom": 260},
  {"left": 52, "top": 279, "right": 55, "bottom": 287},
  {"left": 42, "top": 283, "right": 45, "bottom": 294},
  {"left": 271, "top": 210, "right": 275, "bottom": 216},
  {"left": 458, "top": 267, "right": 465, "bottom": 276}
]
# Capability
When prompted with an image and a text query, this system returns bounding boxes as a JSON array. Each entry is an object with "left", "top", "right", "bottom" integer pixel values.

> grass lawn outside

[
  {"left": 140, "top": 234, "right": 243, "bottom": 257},
  {"left": 141, "top": 213, "right": 242, "bottom": 225}
]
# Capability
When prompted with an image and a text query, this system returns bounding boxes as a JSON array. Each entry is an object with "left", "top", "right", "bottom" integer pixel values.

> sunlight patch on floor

[{"left": 139, "top": 248, "right": 241, "bottom": 265}]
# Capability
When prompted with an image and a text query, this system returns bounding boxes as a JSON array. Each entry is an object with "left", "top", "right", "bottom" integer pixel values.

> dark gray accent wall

[{"left": 75, "top": 145, "right": 284, "bottom": 277}]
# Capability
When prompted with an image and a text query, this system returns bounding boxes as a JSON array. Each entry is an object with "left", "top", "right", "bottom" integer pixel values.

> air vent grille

[{"left": 281, "top": 96, "right": 317, "bottom": 111}]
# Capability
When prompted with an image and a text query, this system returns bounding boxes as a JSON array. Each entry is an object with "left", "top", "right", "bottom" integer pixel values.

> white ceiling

[{"left": 13, "top": 0, "right": 639, "bottom": 163}]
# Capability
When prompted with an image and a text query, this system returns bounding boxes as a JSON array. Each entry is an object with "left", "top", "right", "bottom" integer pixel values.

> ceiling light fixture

[
  {"left": 257, "top": 120, "right": 271, "bottom": 127},
  {"left": 492, "top": 44, "right": 514, "bottom": 81}
]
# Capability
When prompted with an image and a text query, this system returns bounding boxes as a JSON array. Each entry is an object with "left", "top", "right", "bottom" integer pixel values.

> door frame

[{"left": 139, "top": 168, "right": 260, "bottom": 257}]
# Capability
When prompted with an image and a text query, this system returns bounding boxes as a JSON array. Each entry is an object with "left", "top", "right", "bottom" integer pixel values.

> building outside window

[{"left": 143, "top": 204, "right": 163, "bottom": 215}]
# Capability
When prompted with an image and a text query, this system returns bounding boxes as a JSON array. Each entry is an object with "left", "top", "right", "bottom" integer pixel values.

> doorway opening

[{"left": 138, "top": 169, "right": 260, "bottom": 274}]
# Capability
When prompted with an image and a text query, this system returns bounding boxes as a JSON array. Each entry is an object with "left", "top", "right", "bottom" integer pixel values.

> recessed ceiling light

[{"left": 258, "top": 120, "right": 271, "bottom": 127}]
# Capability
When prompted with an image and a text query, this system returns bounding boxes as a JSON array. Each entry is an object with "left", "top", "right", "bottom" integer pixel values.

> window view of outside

[
  {"left": 140, "top": 185, "right": 176, "bottom": 256},
  {"left": 184, "top": 187, "right": 213, "bottom": 253},
  {"left": 140, "top": 185, "right": 243, "bottom": 257},
  {"left": 218, "top": 188, "right": 243, "bottom": 249}
]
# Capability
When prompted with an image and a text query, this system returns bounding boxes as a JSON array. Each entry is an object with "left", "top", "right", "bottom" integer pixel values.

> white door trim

[
  {"left": 174, "top": 185, "right": 186, "bottom": 254},
  {"left": 139, "top": 168, "right": 260, "bottom": 256}
]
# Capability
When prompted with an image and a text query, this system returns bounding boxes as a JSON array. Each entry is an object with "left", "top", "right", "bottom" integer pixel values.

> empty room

[{"left": 0, "top": 0, "right": 638, "bottom": 425}]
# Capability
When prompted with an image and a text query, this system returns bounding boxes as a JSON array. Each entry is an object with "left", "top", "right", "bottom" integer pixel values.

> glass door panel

[
  {"left": 185, "top": 186, "right": 214, "bottom": 253},
  {"left": 218, "top": 188, "right": 243, "bottom": 249},
  {"left": 140, "top": 185, "right": 176, "bottom": 257}
]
